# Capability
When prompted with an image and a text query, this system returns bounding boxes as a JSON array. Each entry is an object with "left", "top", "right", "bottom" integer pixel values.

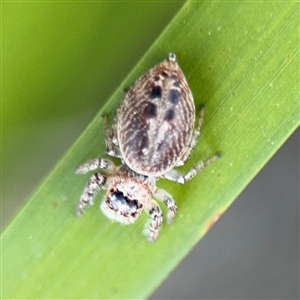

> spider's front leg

[
  {"left": 75, "top": 158, "right": 116, "bottom": 175},
  {"left": 75, "top": 158, "right": 116, "bottom": 216},
  {"left": 77, "top": 172, "right": 106, "bottom": 217}
]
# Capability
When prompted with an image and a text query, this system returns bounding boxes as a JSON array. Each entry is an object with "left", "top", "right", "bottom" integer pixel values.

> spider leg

[
  {"left": 77, "top": 172, "right": 106, "bottom": 217},
  {"left": 143, "top": 199, "right": 163, "bottom": 242},
  {"left": 75, "top": 158, "right": 116, "bottom": 175},
  {"left": 164, "top": 154, "right": 220, "bottom": 184},
  {"left": 154, "top": 188, "right": 177, "bottom": 224}
]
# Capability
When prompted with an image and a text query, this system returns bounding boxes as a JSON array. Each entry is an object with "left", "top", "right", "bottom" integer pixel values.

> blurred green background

[{"left": 2, "top": 1, "right": 184, "bottom": 225}]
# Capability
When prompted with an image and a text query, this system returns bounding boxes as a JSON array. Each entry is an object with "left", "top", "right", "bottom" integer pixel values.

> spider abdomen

[{"left": 117, "top": 53, "right": 195, "bottom": 177}]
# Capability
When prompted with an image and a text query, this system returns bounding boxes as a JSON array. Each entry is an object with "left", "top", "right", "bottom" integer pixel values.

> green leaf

[{"left": 2, "top": 1, "right": 299, "bottom": 299}]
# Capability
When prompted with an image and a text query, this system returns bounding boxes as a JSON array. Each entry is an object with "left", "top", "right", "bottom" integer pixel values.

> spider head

[{"left": 101, "top": 188, "right": 144, "bottom": 224}]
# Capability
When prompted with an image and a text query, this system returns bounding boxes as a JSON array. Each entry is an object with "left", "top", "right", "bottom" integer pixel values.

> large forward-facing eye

[{"left": 107, "top": 190, "right": 142, "bottom": 217}]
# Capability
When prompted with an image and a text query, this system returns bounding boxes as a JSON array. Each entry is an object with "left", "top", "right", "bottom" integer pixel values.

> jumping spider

[{"left": 76, "top": 53, "right": 220, "bottom": 241}]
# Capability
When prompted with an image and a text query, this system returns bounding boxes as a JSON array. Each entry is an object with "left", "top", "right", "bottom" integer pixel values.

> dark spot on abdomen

[
  {"left": 168, "top": 89, "right": 180, "bottom": 105},
  {"left": 143, "top": 102, "right": 157, "bottom": 118},
  {"left": 164, "top": 109, "right": 175, "bottom": 121},
  {"left": 150, "top": 86, "right": 162, "bottom": 99}
]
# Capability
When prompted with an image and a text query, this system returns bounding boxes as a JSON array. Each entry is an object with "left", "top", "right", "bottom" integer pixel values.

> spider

[{"left": 76, "top": 53, "right": 220, "bottom": 241}]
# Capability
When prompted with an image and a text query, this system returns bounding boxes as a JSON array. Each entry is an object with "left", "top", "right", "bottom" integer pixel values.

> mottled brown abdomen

[{"left": 117, "top": 54, "right": 195, "bottom": 177}]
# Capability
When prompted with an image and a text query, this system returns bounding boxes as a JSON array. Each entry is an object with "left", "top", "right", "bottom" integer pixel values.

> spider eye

[{"left": 107, "top": 190, "right": 142, "bottom": 217}]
